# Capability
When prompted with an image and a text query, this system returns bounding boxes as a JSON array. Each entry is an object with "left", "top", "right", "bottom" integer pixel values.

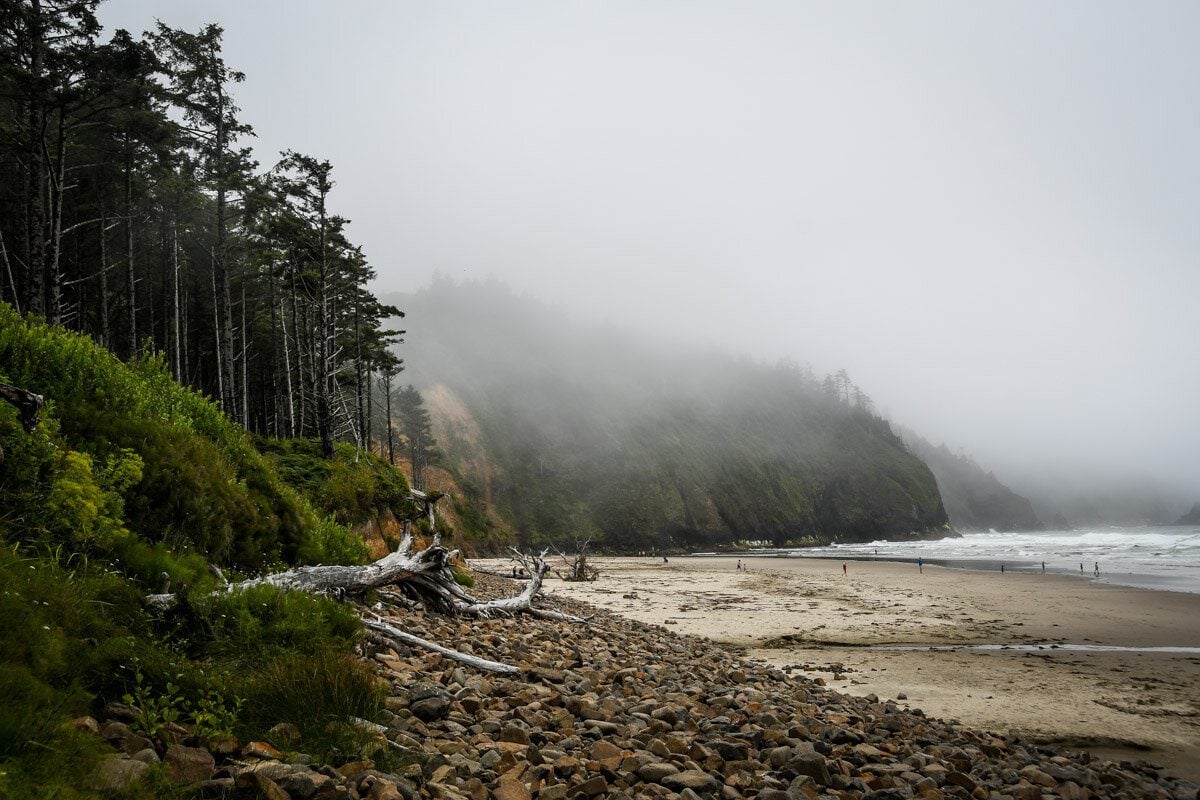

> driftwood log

[
  {"left": 0, "top": 381, "right": 44, "bottom": 432},
  {"left": 147, "top": 533, "right": 584, "bottom": 673},
  {"left": 553, "top": 539, "right": 600, "bottom": 582}
]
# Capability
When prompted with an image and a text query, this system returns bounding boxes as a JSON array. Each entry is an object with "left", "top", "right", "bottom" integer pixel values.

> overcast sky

[{"left": 98, "top": 1, "right": 1200, "bottom": 497}]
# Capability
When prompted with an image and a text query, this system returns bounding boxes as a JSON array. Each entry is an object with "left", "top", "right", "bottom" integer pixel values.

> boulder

[
  {"left": 163, "top": 744, "right": 216, "bottom": 783},
  {"left": 93, "top": 756, "right": 149, "bottom": 793}
]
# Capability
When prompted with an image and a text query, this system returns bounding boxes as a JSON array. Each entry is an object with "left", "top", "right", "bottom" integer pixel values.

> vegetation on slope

[
  {"left": 390, "top": 279, "right": 951, "bottom": 551},
  {"left": 0, "top": 305, "right": 405, "bottom": 798}
]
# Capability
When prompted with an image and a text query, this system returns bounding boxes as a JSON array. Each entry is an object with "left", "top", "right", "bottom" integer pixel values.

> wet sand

[{"left": 515, "top": 555, "right": 1200, "bottom": 781}]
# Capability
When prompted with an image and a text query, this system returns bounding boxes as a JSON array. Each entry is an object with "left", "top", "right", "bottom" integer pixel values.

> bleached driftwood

[
  {"left": 146, "top": 534, "right": 583, "bottom": 671},
  {"left": 364, "top": 614, "right": 520, "bottom": 675},
  {"left": 552, "top": 538, "right": 600, "bottom": 582}
]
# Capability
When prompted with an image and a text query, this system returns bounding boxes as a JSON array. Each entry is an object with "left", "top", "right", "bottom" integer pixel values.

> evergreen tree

[
  {"left": 396, "top": 385, "right": 435, "bottom": 491},
  {"left": 0, "top": 6, "right": 406, "bottom": 460}
]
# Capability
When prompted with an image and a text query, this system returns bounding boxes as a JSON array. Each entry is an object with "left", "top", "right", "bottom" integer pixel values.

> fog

[{"left": 99, "top": 1, "right": 1200, "bottom": 506}]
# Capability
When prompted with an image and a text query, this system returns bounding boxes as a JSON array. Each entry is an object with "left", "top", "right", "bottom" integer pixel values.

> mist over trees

[
  {"left": 386, "top": 277, "right": 949, "bottom": 551},
  {"left": 0, "top": 2, "right": 402, "bottom": 456},
  {"left": 900, "top": 430, "right": 1042, "bottom": 533}
]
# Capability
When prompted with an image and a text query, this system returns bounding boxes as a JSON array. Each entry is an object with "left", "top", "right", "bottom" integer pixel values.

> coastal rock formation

[{"left": 902, "top": 431, "right": 1043, "bottom": 532}]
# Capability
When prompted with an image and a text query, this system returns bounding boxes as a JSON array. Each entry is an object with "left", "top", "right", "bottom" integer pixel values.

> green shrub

[
  {"left": 123, "top": 672, "right": 185, "bottom": 740},
  {"left": 259, "top": 438, "right": 412, "bottom": 527},
  {"left": 193, "top": 584, "right": 361, "bottom": 663},
  {"left": 0, "top": 305, "right": 322, "bottom": 569},
  {"left": 298, "top": 516, "right": 370, "bottom": 566},
  {"left": 236, "top": 649, "right": 385, "bottom": 762}
]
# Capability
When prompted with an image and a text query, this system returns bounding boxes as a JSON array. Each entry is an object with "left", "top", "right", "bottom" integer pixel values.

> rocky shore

[{"left": 88, "top": 574, "right": 1198, "bottom": 799}]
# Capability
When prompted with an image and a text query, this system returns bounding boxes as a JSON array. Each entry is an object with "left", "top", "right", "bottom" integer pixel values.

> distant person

[
  {"left": 918, "top": 557, "right": 924, "bottom": 574},
  {"left": 1094, "top": 562, "right": 1100, "bottom": 576},
  {"left": 737, "top": 559, "right": 742, "bottom": 571},
  {"left": 842, "top": 562, "right": 847, "bottom": 576},
  {"left": 1080, "top": 563, "right": 1084, "bottom": 572},
  {"left": 1041, "top": 561, "right": 1046, "bottom": 573},
  {"left": 1000, "top": 564, "right": 1005, "bottom": 574},
  {"left": 663, "top": 555, "right": 668, "bottom": 564}
]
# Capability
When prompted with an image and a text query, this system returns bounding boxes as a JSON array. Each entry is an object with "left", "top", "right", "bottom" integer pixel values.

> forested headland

[
  {"left": 900, "top": 430, "right": 1043, "bottom": 532},
  {"left": 388, "top": 278, "right": 952, "bottom": 552}
]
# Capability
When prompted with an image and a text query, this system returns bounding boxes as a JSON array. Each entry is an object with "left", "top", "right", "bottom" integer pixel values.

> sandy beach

[{"left": 509, "top": 555, "right": 1200, "bottom": 781}]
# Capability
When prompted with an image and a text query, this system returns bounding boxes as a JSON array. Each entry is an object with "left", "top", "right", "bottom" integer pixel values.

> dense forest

[
  {"left": 0, "top": 1, "right": 409, "bottom": 457},
  {"left": 387, "top": 278, "right": 952, "bottom": 551}
]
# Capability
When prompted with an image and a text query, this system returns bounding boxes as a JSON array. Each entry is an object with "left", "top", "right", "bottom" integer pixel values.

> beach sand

[{"left": 508, "top": 555, "right": 1200, "bottom": 781}]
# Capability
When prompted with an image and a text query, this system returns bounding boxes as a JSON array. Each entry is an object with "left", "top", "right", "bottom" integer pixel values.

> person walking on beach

[
  {"left": 1042, "top": 561, "right": 1046, "bottom": 573},
  {"left": 1094, "top": 562, "right": 1100, "bottom": 576},
  {"left": 1000, "top": 564, "right": 1005, "bottom": 574},
  {"left": 842, "top": 562, "right": 847, "bottom": 576},
  {"left": 918, "top": 557, "right": 924, "bottom": 574}
]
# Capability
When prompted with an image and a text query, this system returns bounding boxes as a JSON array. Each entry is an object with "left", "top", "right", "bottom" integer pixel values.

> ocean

[{"left": 762, "top": 526, "right": 1200, "bottom": 595}]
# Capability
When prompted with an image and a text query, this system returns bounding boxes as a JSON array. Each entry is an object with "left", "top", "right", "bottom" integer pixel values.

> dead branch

[
  {"left": 364, "top": 615, "right": 520, "bottom": 675},
  {"left": 145, "top": 534, "right": 582, "bottom": 673},
  {"left": 0, "top": 382, "right": 44, "bottom": 433},
  {"left": 552, "top": 538, "right": 600, "bottom": 582}
]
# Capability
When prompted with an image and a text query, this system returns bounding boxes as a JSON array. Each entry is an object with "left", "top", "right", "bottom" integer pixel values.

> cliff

[{"left": 902, "top": 431, "right": 1042, "bottom": 532}]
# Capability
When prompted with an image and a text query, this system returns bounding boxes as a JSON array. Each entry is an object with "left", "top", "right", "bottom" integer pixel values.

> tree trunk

[
  {"left": 240, "top": 281, "right": 249, "bottom": 424},
  {"left": 354, "top": 296, "right": 365, "bottom": 448},
  {"left": 211, "top": 255, "right": 223, "bottom": 403},
  {"left": 171, "top": 217, "right": 181, "bottom": 381},
  {"left": 98, "top": 208, "right": 110, "bottom": 348},
  {"left": 315, "top": 191, "right": 333, "bottom": 458},
  {"left": 1, "top": 232, "right": 19, "bottom": 313},
  {"left": 281, "top": 298, "right": 296, "bottom": 437},
  {"left": 124, "top": 139, "right": 137, "bottom": 357},
  {"left": 214, "top": 88, "right": 236, "bottom": 419},
  {"left": 384, "top": 369, "right": 395, "bottom": 464},
  {"left": 47, "top": 112, "right": 67, "bottom": 325},
  {"left": 23, "top": 0, "right": 47, "bottom": 317}
]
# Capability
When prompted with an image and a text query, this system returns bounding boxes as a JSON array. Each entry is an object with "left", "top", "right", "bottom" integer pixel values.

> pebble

[{"left": 74, "top": 572, "right": 1200, "bottom": 800}]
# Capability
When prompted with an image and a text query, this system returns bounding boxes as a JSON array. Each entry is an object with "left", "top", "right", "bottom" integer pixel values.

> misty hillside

[
  {"left": 901, "top": 431, "right": 1042, "bottom": 532},
  {"left": 384, "top": 278, "right": 951, "bottom": 551},
  {"left": 1013, "top": 477, "right": 1193, "bottom": 529}
]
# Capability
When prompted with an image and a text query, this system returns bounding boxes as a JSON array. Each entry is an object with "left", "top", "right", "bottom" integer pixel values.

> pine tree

[{"left": 396, "top": 385, "right": 435, "bottom": 491}]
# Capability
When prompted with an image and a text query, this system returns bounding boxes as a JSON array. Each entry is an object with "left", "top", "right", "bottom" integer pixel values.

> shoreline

[
  {"left": 696, "top": 550, "right": 1200, "bottom": 596},
  {"left": 524, "top": 555, "right": 1200, "bottom": 781}
]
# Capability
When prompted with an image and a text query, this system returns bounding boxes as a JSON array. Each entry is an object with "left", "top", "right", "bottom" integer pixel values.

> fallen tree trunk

[{"left": 146, "top": 534, "right": 583, "bottom": 671}]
